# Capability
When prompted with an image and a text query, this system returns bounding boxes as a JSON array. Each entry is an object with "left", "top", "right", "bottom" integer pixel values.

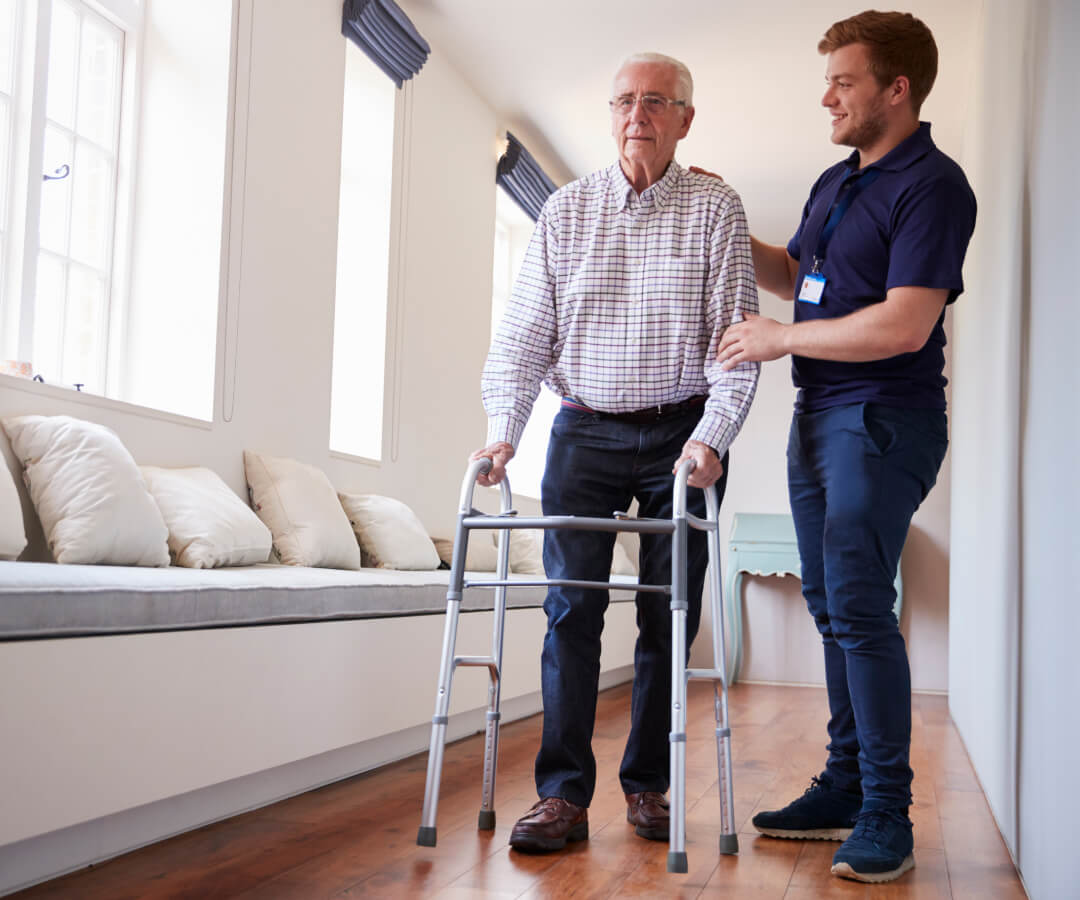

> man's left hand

[
  {"left": 673, "top": 440, "right": 724, "bottom": 488},
  {"left": 717, "top": 314, "right": 789, "bottom": 370}
]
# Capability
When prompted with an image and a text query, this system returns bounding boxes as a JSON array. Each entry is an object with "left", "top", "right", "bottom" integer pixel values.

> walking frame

[{"left": 416, "top": 456, "right": 737, "bottom": 873}]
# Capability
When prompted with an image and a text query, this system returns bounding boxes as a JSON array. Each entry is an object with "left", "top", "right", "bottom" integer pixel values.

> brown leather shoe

[
  {"left": 508, "top": 797, "right": 589, "bottom": 851},
  {"left": 626, "top": 791, "right": 670, "bottom": 841}
]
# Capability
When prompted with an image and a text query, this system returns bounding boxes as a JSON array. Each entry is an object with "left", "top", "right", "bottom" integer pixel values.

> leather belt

[{"left": 561, "top": 395, "right": 707, "bottom": 424}]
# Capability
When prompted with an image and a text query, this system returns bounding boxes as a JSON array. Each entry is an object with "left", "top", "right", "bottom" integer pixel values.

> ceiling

[{"left": 404, "top": 0, "right": 981, "bottom": 241}]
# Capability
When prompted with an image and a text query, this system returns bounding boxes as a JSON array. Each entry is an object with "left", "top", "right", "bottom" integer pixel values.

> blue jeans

[
  {"left": 535, "top": 406, "right": 728, "bottom": 807},
  {"left": 787, "top": 402, "right": 947, "bottom": 810}
]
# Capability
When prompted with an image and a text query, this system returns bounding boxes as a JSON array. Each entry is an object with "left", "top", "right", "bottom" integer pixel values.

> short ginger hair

[{"left": 819, "top": 10, "right": 938, "bottom": 114}]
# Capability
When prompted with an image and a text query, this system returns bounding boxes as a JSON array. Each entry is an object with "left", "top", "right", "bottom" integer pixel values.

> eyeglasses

[{"left": 609, "top": 94, "right": 687, "bottom": 116}]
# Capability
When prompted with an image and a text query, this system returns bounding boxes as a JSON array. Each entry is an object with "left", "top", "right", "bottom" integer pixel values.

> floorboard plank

[{"left": 10, "top": 682, "right": 1024, "bottom": 900}]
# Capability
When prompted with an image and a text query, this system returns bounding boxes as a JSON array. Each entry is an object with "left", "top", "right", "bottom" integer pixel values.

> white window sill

[
  {"left": 0, "top": 372, "right": 213, "bottom": 430},
  {"left": 329, "top": 448, "right": 381, "bottom": 468}
]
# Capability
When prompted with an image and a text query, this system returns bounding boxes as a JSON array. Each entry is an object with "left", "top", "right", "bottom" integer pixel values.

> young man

[
  {"left": 716, "top": 10, "right": 976, "bottom": 884},
  {"left": 473, "top": 53, "right": 758, "bottom": 853}
]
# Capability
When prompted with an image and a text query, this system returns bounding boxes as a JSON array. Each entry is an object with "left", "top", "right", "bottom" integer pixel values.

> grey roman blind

[
  {"left": 341, "top": 0, "right": 430, "bottom": 87},
  {"left": 496, "top": 132, "right": 558, "bottom": 222}
]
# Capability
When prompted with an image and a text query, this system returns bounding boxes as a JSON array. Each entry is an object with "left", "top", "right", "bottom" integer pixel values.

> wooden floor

[{"left": 13, "top": 682, "right": 1026, "bottom": 899}]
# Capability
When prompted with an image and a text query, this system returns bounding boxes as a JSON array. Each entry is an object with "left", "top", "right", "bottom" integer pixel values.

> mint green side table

[{"left": 724, "top": 512, "right": 903, "bottom": 684}]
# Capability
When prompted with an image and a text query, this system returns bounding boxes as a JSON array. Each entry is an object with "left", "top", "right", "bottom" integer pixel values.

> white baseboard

[{"left": 0, "top": 664, "right": 634, "bottom": 897}]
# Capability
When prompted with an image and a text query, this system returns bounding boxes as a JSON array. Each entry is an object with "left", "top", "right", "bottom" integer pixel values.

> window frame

[{"left": 1, "top": 0, "right": 143, "bottom": 394}]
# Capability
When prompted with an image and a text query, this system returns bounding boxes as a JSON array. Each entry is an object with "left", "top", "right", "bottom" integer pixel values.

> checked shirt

[{"left": 482, "top": 160, "right": 759, "bottom": 455}]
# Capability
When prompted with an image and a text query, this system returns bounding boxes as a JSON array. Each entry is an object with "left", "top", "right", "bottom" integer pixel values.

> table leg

[{"left": 724, "top": 568, "right": 744, "bottom": 685}]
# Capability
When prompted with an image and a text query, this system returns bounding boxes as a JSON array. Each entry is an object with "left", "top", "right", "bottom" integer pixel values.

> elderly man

[{"left": 471, "top": 52, "right": 759, "bottom": 853}]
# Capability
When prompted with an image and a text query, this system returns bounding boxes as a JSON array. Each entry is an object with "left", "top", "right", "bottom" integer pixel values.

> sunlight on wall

[
  {"left": 329, "top": 42, "right": 395, "bottom": 460},
  {"left": 123, "top": 0, "right": 230, "bottom": 421}
]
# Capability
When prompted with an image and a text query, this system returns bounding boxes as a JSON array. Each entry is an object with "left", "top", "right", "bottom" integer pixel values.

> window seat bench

[{"left": 0, "top": 560, "right": 639, "bottom": 895}]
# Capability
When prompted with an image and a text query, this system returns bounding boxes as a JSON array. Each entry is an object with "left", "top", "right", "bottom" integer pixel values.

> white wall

[
  {"left": 1018, "top": 4, "right": 1080, "bottom": 896},
  {"left": 949, "top": 0, "right": 1025, "bottom": 855},
  {"left": 951, "top": 1, "right": 1080, "bottom": 897}
]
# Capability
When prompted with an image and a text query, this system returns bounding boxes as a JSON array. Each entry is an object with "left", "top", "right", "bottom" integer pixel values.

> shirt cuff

[
  {"left": 689, "top": 413, "right": 735, "bottom": 459},
  {"left": 486, "top": 414, "right": 525, "bottom": 449}
]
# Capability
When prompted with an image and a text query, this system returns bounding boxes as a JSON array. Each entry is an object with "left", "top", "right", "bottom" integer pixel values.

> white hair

[{"left": 615, "top": 52, "right": 694, "bottom": 105}]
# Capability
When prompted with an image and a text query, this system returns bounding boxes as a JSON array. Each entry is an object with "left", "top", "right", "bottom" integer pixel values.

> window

[
  {"left": 36, "top": 0, "right": 124, "bottom": 391},
  {"left": 491, "top": 185, "right": 557, "bottom": 500},
  {"left": 329, "top": 40, "right": 397, "bottom": 461},
  {"left": 1, "top": 0, "right": 136, "bottom": 394},
  {"left": 1, "top": 0, "right": 231, "bottom": 421}
]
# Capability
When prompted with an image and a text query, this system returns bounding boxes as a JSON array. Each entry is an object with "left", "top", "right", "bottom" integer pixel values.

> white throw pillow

[
  {"left": 243, "top": 450, "right": 361, "bottom": 569},
  {"left": 465, "top": 533, "right": 500, "bottom": 571},
  {"left": 509, "top": 529, "right": 544, "bottom": 575},
  {"left": 1, "top": 415, "right": 169, "bottom": 566},
  {"left": 339, "top": 493, "right": 440, "bottom": 570},
  {"left": 612, "top": 540, "right": 638, "bottom": 576},
  {"left": 141, "top": 466, "right": 272, "bottom": 568},
  {"left": 432, "top": 532, "right": 500, "bottom": 572},
  {"left": 0, "top": 457, "right": 27, "bottom": 560}
]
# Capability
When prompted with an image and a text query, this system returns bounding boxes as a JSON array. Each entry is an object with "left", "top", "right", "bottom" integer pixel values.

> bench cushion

[{"left": 0, "top": 561, "right": 639, "bottom": 640}]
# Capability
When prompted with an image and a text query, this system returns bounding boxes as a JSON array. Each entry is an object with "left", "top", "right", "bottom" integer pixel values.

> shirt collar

[
  {"left": 606, "top": 159, "right": 684, "bottom": 210},
  {"left": 844, "top": 121, "right": 935, "bottom": 175}
]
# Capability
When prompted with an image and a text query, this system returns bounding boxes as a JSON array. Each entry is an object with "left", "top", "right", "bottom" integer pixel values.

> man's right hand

[
  {"left": 689, "top": 165, "right": 723, "bottom": 181},
  {"left": 470, "top": 442, "right": 515, "bottom": 486}
]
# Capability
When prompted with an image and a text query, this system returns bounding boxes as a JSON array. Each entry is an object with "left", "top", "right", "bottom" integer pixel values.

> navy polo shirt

[{"left": 786, "top": 122, "right": 976, "bottom": 412}]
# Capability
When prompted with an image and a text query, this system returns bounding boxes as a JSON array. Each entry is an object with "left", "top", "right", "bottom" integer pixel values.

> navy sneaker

[
  {"left": 752, "top": 775, "right": 862, "bottom": 840},
  {"left": 831, "top": 808, "right": 915, "bottom": 883}
]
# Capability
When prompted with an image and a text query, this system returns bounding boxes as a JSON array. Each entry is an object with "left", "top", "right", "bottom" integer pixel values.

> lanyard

[{"left": 811, "top": 167, "right": 882, "bottom": 272}]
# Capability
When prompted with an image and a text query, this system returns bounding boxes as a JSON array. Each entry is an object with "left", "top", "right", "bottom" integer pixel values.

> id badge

[{"left": 798, "top": 273, "right": 826, "bottom": 304}]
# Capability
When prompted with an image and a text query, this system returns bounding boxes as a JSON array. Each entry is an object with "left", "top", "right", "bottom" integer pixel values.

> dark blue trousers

[
  {"left": 535, "top": 406, "right": 727, "bottom": 808},
  {"left": 787, "top": 402, "right": 947, "bottom": 811}
]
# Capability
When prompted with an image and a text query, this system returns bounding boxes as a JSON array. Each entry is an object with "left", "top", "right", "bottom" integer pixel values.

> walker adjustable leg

[
  {"left": 477, "top": 707, "right": 500, "bottom": 831},
  {"left": 477, "top": 530, "right": 510, "bottom": 831},
  {"left": 705, "top": 489, "right": 738, "bottom": 855},
  {"left": 713, "top": 689, "right": 738, "bottom": 855},
  {"left": 668, "top": 494, "right": 690, "bottom": 874},
  {"left": 417, "top": 591, "right": 460, "bottom": 846},
  {"left": 418, "top": 511, "right": 472, "bottom": 847}
]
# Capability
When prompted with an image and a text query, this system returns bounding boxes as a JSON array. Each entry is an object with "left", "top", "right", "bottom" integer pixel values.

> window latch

[{"left": 42, "top": 164, "right": 71, "bottom": 182}]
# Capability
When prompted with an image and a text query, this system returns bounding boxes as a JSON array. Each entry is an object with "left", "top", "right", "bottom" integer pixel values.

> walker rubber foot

[
  {"left": 478, "top": 809, "right": 496, "bottom": 830},
  {"left": 718, "top": 832, "right": 739, "bottom": 855},
  {"left": 667, "top": 851, "right": 689, "bottom": 873},
  {"left": 417, "top": 826, "right": 437, "bottom": 847}
]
